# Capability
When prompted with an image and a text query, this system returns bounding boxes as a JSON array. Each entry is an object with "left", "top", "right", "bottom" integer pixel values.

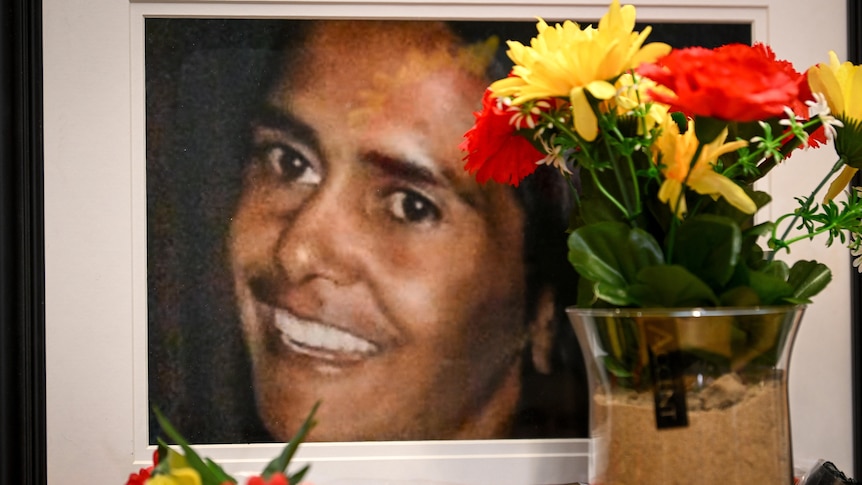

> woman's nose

[{"left": 274, "top": 185, "right": 362, "bottom": 287}]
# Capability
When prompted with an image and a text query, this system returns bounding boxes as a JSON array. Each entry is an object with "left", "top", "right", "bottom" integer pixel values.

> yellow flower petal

[
  {"left": 653, "top": 118, "right": 755, "bottom": 217},
  {"left": 689, "top": 171, "right": 757, "bottom": 214},
  {"left": 824, "top": 166, "right": 859, "bottom": 202},
  {"left": 846, "top": 59, "right": 862, "bottom": 119},
  {"left": 585, "top": 79, "right": 618, "bottom": 100},
  {"left": 146, "top": 468, "right": 202, "bottom": 485},
  {"left": 658, "top": 179, "right": 686, "bottom": 217},
  {"left": 489, "top": 1, "right": 668, "bottom": 113},
  {"left": 571, "top": 87, "right": 599, "bottom": 141},
  {"left": 809, "top": 54, "right": 846, "bottom": 114}
]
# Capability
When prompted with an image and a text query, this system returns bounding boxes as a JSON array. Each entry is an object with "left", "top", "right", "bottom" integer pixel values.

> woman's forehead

[{"left": 283, "top": 21, "right": 495, "bottom": 85}]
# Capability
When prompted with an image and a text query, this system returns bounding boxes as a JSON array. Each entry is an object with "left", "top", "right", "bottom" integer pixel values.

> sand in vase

[{"left": 592, "top": 374, "right": 792, "bottom": 485}]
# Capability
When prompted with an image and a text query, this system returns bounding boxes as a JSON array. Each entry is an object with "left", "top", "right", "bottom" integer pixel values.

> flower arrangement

[
  {"left": 126, "top": 404, "right": 318, "bottom": 485},
  {"left": 461, "top": 0, "right": 862, "bottom": 309}
]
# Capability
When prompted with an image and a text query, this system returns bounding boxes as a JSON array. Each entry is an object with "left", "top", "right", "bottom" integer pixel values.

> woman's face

[{"left": 229, "top": 21, "right": 540, "bottom": 442}]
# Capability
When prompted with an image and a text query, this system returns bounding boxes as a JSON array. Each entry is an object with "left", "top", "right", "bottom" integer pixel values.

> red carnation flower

[
  {"left": 637, "top": 43, "right": 804, "bottom": 122},
  {"left": 125, "top": 450, "right": 158, "bottom": 485},
  {"left": 460, "top": 88, "right": 545, "bottom": 187},
  {"left": 247, "top": 472, "right": 290, "bottom": 485}
]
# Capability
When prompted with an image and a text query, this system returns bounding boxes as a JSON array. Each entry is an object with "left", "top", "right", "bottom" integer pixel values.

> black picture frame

[
  {"left": 851, "top": 1, "right": 862, "bottom": 477},
  {"left": 4, "top": 1, "right": 857, "bottom": 482},
  {"left": 0, "top": 0, "right": 45, "bottom": 484}
]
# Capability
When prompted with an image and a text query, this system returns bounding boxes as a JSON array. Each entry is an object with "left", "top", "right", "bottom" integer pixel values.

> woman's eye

[
  {"left": 260, "top": 144, "right": 321, "bottom": 185},
  {"left": 387, "top": 190, "right": 441, "bottom": 224}
]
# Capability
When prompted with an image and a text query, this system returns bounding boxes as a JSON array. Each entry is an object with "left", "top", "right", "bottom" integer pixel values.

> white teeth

[{"left": 273, "top": 309, "right": 378, "bottom": 356}]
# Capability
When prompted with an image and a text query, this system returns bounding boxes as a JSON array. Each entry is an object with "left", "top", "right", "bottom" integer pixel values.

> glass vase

[{"left": 566, "top": 305, "right": 805, "bottom": 485}]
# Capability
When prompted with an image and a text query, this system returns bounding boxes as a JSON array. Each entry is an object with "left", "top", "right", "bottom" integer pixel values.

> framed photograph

[{"left": 33, "top": 1, "right": 854, "bottom": 484}]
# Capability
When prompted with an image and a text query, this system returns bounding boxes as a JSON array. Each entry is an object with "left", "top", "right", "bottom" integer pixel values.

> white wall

[{"left": 43, "top": 0, "right": 852, "bottom": 483}]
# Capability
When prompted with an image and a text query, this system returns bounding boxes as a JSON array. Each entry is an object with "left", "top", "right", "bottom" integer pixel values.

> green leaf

[
  {"left": 576, "top": 169, "right": 632, "bottom": 225},
  {"left": 694, "top": 115, "right": 728, "bottom": 145},
  {"left": 761, "top": 260, "right": 790, "bottom": 281},
  {"left": 786, "top": 260, "right": 832, "bottom": 303},
  {"left": 671, "top": 111, "right": 688, "bottom": 133},
  {"left": 262, "top": 401, "right": 320, "bottom": 478},
  {"left": 152, "top": 407, "right": 236, "bottom": 485},
  {"left": 204, "top": 458, "right": 235, "bottom": 484},
  {"left": 627, "top": 264, "right": 719, "bottom": 307},
  {"left": 289, "top": 464, "right": 312, "bottom": 484},
  {"left": 567, "top": 221, "right": 664, "bottom": 305},
  {"left": 602, "top": 355, "right": 633, "bottom": 378},
  {"left": 748, "top": 268, "right": 794, "bottom": 305},
  {"left": 718, "top": 286, "right": 762, "bottom": 307},
  {"left": 576, "top": 277, "right": 600, "bottom": 307},
  {"left": 593, "top": 281, "right": 635, "bottom": 306},
  {"left": 673, "top": 215, "right": 741, "bottom": 289}
]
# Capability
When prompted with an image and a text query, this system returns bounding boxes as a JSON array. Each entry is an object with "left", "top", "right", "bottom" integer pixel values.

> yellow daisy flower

[
  {"left": 653, "top": 118, "right": 755, "bottom": 218},
  {"left": 808, "top": 51, "right": 862, "bottom": 201},
  {"left": 489, "top": 0, "right": 670, "bottom": 142}
]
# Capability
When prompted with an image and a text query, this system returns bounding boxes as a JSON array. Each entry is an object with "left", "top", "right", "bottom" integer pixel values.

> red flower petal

[
  {"left": 638, "top": 43, "right": 806, "bottom": 122},
  {"left": 460, "top": 89, "right": 544, "bottom": 187},
  {"left": 124, "top": 467, "right": 152, "bottom": 485},
  {"left": 246, "top": 472, "right": 290, "bottom": 485}
]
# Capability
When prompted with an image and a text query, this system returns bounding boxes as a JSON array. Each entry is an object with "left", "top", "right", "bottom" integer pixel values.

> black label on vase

[
  {"left": 649, "top": 349, "right": 688, "bottom": 428},
  {"left": 644, "top": 321, "right": 689, "bottom": 429}
]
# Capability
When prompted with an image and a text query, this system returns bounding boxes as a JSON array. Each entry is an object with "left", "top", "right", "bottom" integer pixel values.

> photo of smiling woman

[
  {"left": 146, "top": 18, "right": 587, "bottom": 444},
  {"left": 147, "top": 16, "right": 748, "bottom": 444},
  {"left": 229, "top": 19, "right": 589, "bottom": 443}
]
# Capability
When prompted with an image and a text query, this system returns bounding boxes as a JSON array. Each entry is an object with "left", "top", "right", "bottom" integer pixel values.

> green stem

[
  {"left": 768, "top": 156, "right": 847, "bottom": 261},
  {"left": 603, "top": 132, "right": 641, "bottom": 226},
  {"left": 780, "top": 225, "right": 837, "bottom": 247},
  {"left": 741, "top": 117, "right": 824, "bottom": 184},
  {"left": 588, "top": 167, "right": 630, "bottom": 217},
  {"left": 539, "top": 110, "right": 634, "bottom": 221}
]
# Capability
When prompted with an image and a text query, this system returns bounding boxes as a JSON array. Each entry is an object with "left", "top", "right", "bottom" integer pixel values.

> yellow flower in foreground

[
  {"left": 653, "top": 119, "right": 754, "bottom": 218},
  {"left": 489, "top": 0, "right": 670, "bottom": 142},
  {"left": 146, "top": 468, "right": 202, "bottom": 485},
  {"left": 808, "top": 50, "right": 862, "bottom": 201}
]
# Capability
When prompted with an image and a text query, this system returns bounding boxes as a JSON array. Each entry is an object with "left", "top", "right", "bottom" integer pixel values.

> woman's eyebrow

[
  {"left": 364, "top": 150, "right": 481, "bottom": 209},
  {"left": 362, "top": 150, "right": 441, "bottom": 187},
  {"left": 251, "top": 106, "right": 321, "bottom": 152}
]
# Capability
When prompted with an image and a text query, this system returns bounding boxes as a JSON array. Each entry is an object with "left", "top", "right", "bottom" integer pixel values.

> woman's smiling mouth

[{"left": 272, "top": 306, "right": 380, "bottom": 360}]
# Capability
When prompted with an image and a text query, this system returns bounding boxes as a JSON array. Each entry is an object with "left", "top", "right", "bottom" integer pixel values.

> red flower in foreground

[
  {"left": 125, "top": 468, "right": 151, "bottom": 485},
  {"left": 637, "top": 43, "right": 805, "bottom": 122},
  {"left": 125, "top": 450, "right": 158, "bottom": 485},
  {"left": 460, "top": 89, "right": 544, "bottom": 187},
  {"left": 247, "top": 472, "right": 290, "bottom": 485}
]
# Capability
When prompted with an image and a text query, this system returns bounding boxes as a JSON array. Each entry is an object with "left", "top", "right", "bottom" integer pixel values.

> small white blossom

[
  {"left": 537, "top": 136, "right": 572, "bottom": 175},
  {"left": 750, "top": 121, "right": 770, "bottom": 145},
  {"left": 807, "top": 92, "right": 843, "bottom": 142},
  {"left": 778, "top": 106, "right": 802, "bottom": 127},
  {"left": 807, "top": 92, "right": 831, "bottom": 118},
  {"left": 509, "top": 100, "right": 551, "bottom": 129}
]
